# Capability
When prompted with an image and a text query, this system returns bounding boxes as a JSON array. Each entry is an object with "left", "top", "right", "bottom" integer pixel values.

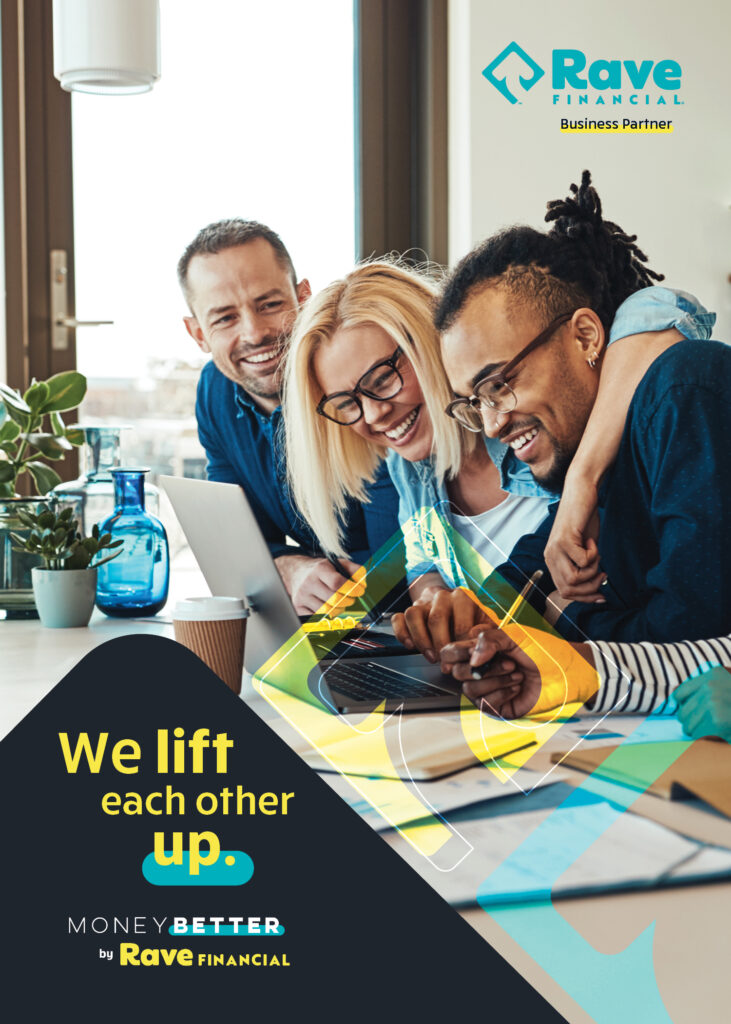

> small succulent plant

[{"left": 11, "top": 504, "right": 123, "bottom": 570}]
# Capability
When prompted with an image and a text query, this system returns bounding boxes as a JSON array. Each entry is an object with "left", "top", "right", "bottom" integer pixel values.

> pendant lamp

[{"left": 53, "top": 0, "right": 160, "bottom": 95}]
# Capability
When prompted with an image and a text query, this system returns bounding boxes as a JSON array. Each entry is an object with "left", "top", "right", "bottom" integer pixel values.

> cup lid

[{"left": 173, "top": 596, "right": 249, "bottom": 621}]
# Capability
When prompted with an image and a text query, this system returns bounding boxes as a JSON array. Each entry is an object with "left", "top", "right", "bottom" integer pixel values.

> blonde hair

[{"left": 283, "top": 259, "right": 473, "bottom": 556}]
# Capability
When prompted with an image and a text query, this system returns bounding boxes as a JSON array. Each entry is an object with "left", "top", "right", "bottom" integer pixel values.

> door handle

[
  {"left": 50, "top": 249, "right": 114, "bottom": 351},
  {"left": 55, "top": 316, "right": 114, "bottom": 329}
]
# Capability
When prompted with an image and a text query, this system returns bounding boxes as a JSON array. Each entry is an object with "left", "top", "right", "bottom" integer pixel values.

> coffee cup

[{"left": 172, "top": 596, "right": 249, "bottom": 694}]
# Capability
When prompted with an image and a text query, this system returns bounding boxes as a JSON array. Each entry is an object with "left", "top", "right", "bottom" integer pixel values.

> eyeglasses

[
  {"left": 316, "top": 346, "right": 406, "bottom": 425},
  {"left": 445, "top": 312, "right": 574, "bottom": 432}
]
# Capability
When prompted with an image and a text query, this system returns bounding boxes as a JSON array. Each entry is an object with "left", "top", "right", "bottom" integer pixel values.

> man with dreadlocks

[{"left": 431, "top": 170, "right": 727, "bottom": 646}]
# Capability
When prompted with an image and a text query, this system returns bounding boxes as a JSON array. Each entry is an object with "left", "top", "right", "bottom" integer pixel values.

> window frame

[
  {"left": 354, "top": 0, "right": 448, "bottom": 266},
  {"left": 2, "top": 0, "right": 77, "bottom": 485}
]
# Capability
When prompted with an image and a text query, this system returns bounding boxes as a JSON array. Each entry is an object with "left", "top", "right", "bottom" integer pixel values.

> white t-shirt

[{"left": 451, "top": 493, "right": 551, "bottom": 569}]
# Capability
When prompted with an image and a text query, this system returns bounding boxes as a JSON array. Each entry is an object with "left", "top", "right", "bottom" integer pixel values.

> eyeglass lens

[{"left": 319, "top": 355, "right": 404, "bottom": 424}]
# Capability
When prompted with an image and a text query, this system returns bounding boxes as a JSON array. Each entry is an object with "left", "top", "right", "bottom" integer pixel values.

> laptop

[{"left": 161, "top": 476, "right": 463, "bottom": 714}]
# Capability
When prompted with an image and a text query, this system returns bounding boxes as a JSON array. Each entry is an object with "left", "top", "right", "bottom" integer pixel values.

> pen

[
  {"left": 470, "top": 570, "right": 544, "bottom": 680},
  {"left": 328, "top": 555, "right": 349, "bottom": 577}
]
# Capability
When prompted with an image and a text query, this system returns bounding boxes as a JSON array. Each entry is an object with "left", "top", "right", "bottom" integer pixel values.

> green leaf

[
  {"left": 0, "top": 399, "right": 30, "bottom": 429},
  {"left": 49, "top": 411, "right": 65, "bottom": 437},
  {"left": 41, "top": 371, "right": 87, "bottom": 413},
  {"left": 64, "top": 427, "right": 85, "bottom": 447},
  {"left": 0, "top": 462, "right": 15, "bottom": 483},
  {"left": 66, "top": 547, "right": 92, "bottom": 570},
  {"left": 0, "top": 441, "right": 18, "bottom": 456},
  {"left": 0, "top": 482, "right": 15, "bottom": 498},
  {"left": 92, "top": 548, "right": 124, "bottom": 568},
  {"left": 23, "top": 380, "right": 50, "bottom": 412},
  {"left": 14, "top": 510, "right": 38, "bottom": 529},
  {"left": 26, "top": 461, "right": 62, "bottom": 495},
  {"left": 0, "top": 383, "right": 31, "bottom": 415},
  {"left": 36, "top": 510, "right": 56, "bottom": 529},
  {"left": 23, "top": 432, "right": 72, "bottom": 460},
  {"left": 0, "top": 420, "right": 20, "bottom": 443}
]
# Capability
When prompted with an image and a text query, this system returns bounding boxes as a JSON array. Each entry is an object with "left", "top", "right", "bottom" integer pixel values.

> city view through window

[{"left": 71, "top": 0, "right": 355, "bottom": 561}]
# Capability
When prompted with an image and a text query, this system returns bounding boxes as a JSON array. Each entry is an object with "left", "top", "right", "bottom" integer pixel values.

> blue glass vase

[
  {"left": 96, "top": 468, "right": 169, "bottom": 617},
  {"left": 53, "top": 426, "right": 160, "bottom": 537}
]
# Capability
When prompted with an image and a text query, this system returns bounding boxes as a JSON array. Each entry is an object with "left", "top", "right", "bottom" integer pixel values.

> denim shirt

[
  {"left": 608, "top": 286, "right": 715, "bottom": 345},
  {"left": 195, "top": 361, "right": 401, "bottom": 561},
  {"left": 389, "top": 286, "right": 715, "bottom": 590},
  {"left": 386, "top": 443, "right": 553, "bottom": 589}
]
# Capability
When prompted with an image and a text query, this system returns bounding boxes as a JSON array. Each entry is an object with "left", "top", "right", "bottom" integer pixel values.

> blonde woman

[{"left": 282, "top": 261, "right": 553, "bottom": 658}]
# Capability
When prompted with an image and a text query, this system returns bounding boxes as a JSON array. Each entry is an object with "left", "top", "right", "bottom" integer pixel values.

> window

[{"left": 71, "top": 0, "right": 356, "bottom": 480}]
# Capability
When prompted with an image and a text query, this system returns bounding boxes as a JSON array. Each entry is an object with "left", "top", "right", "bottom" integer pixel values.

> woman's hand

[
  {"left": 276, "top": 555, "right": 366, "bottom": 615},
  {"left": 544, "top": 474, "right": 606, "bottom": 602},
  {"left": 391, "top": 587, "right": 489, "bottom": 663}
]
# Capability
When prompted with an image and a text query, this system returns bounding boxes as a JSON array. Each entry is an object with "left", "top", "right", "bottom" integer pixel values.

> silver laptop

[{"left": 161, "top": 476, "right": 462, "bottom": 714}]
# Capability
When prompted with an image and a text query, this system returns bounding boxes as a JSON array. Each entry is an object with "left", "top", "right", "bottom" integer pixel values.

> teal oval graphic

[{"left": 142, "top": 850, "right": 254, "bottom": 886}]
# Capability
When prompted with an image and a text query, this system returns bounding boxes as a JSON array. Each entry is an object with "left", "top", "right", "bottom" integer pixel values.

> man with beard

[
  {"left": 178, "top": 219, "right": 400, "bottom": 614},
  {"left": 435, "top": 172, "right": 730, "bottom": 645}
]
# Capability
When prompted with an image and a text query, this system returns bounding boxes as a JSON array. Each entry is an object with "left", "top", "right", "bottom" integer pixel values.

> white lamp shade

[{"left": 53, "top": 0, "right": 160, "bottom": 95}]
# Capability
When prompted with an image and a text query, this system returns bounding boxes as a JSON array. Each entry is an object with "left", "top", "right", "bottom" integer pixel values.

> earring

[{"left": 587, "top": 356, "right": 598, "bottom": 369}]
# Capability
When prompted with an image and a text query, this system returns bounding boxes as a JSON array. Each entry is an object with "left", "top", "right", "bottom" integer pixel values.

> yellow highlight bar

[
  {"left": 560, "top": 122, "right": 673, "bottom": 134},
  {"left": 561, "top": 127, "right": 674, "bottom": 133}
]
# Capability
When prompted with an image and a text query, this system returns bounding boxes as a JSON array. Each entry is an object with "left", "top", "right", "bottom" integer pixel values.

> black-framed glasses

[
  {"left": 445, "top": 312, "right": 574, "bottom": 432},
  {"left": 316, "top": 346, "right": 405, "bottom": 425}
]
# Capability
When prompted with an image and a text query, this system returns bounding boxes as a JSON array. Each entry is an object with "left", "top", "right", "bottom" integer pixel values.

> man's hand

[
  {"left": 391, "top": 586, "right": 489, "bottom": 663},
  {"left": 675, "top": 666, "right": 731, "bottom": 742},
  {"left": 275, "top": 554, "right": 365, "bottom": 615},
  {"left": 440, "top": 625, "right": 597, "bottom": 719},
  {"left": 544, "top": 475, "right": 606, "bottom": 602},
  {"left": 440, "top": 625, "right": 542, "bottom": 718}
]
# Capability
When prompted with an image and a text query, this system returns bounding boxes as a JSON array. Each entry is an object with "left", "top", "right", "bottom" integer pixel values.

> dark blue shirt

[
  {"left": 195, "top": 361, "right": 401, "bottom": 562},
  {"left": 497, "top": 341, "right": 731, "bottom": 643}
]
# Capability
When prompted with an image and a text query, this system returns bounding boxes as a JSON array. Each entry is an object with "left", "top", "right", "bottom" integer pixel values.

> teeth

[
  {"left": 385, "top": 408, "right": 418, "bottom": 440},
  {"left": 508, "top": 427, "right": 538, "bottom": 451},
  {"left": 243, "top": 349, "right": 277, "bottom": 364}
]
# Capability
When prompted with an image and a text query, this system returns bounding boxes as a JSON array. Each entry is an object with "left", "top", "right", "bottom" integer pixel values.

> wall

[{"left": 448, "top": 0, "right": 731, "bottom": 337}]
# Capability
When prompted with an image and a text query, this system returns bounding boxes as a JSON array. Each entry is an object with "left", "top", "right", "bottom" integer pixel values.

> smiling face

[
  {"left": 312, "top": 323, "right": 434, "bottom": 462},
  {"left": 183, "top": 238, "right": 310, "bottom": 410},
  {"left": 441, "top": 284, "right": 601, "bottom": 492}
]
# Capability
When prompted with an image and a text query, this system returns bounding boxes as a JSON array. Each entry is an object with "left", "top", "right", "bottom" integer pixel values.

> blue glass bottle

[{"left": 96, "top": 468, "right": 169, "bottom": 617}]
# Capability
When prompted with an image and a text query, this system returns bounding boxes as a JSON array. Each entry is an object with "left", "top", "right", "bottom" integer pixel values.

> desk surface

[{"left": 3, "top": 599, "right": 730, "bottom": 1023}]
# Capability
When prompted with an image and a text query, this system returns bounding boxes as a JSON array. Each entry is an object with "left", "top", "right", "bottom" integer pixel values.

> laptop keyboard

[{"left": 322, "top": 661, "right": 457, "bottom": 701}]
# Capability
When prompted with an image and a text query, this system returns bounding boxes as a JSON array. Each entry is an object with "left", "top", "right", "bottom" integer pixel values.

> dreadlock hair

[{"left": 435, "top": 170, "right": 664, "bottom": 333}]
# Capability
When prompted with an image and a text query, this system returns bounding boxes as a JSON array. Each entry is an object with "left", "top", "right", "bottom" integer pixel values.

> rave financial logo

[
  {"left": 482, "top": 42, "right": 545, "bottom": 104},
  {"left": 482, "top": 42, "right": 683, "bottom": 107}
]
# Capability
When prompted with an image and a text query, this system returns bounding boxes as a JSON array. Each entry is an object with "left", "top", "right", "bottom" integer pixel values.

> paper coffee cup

[{"left": 173, "top": 597, "right": 249, "bottom": 694}]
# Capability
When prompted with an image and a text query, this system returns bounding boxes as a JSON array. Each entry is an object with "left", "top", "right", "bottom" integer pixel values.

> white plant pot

[{"left": 31, "top": 567, "right": 98, "bottom": 628}]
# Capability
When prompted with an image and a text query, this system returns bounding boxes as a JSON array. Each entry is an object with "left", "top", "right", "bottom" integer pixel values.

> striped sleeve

[{"left": 588, "top": 636, "right": 731, "bottom": 714}]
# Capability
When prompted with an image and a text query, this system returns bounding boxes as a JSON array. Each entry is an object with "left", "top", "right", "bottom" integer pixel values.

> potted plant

[
  {"left": 11, "top": 504, "right": 123, "bottom": 627},
  {"left": 0, "top": 370, "right": 87, "bottom": 616}
]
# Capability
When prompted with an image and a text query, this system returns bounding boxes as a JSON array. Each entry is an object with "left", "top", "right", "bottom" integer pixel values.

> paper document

[
  {"left": 390, "top": 800, "right": 731, "bottom": 907},
  {"left": 301, "top": 713, "right": 536, "bottom": 780},
  {"left": 321, "top": 763, "right": 567, "bottom": 832}
]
